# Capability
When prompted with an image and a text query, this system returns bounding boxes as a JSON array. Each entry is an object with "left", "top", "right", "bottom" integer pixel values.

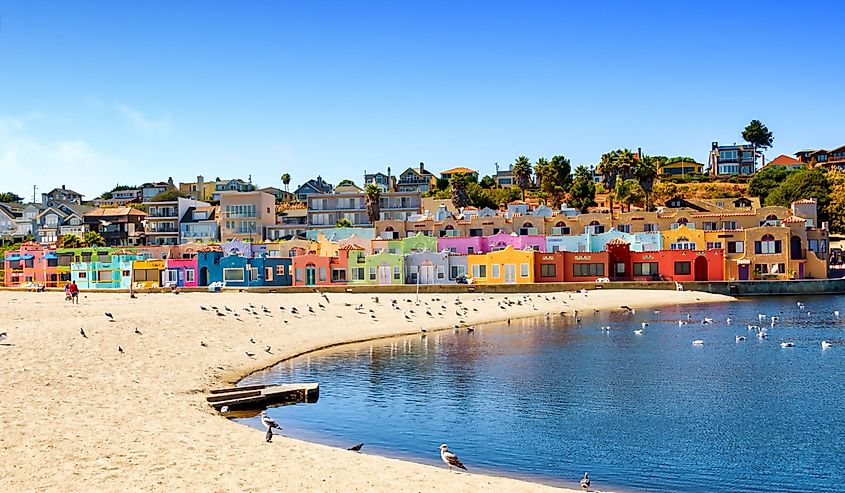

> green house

[{"left": 363, "top": 250, "right": 405, "bottom": 285}]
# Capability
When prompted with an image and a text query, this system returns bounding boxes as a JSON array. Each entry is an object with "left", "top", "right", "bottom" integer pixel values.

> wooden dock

[{"left": 207, "top": 383, "right": 319, "bottom": 411}]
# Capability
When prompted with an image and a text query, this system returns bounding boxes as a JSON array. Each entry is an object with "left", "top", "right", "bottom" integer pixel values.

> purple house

[
  {"left": 482, "top": 231, "right": 546, "bottom": 252},
  {"left": 438, "top": 236, "right": 484, "bottom": 255},
  {"left": 221, "top": 239, "right": 267, "bottom": 258}
]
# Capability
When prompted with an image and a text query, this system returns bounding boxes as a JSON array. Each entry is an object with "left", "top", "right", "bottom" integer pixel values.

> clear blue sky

[{"left": 2, "top": 0, "right": 843, "bottom": 200}]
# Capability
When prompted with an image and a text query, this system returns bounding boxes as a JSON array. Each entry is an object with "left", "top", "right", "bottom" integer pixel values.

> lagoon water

[{"left": 240, "top": 296, "right": 845, "bottom": 492}]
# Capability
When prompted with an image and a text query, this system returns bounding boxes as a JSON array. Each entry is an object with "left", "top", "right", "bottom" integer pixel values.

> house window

[
  {"left": 265, "top": 267, "right": 273, "bottom": 281},
  {"left": 753, "top": 264, "right": 769, "bottom": 275},
  {"left": 520, "top": 263, "right": 529, "bottom": 277},
  {"left": 393, "top": 266, "right": 401, "bottom": 280},
  {"left": 437, "top": 266, "right": 445, "bottom": 279},
  {"left": 572, "top": 263, "right": 604, "bottom": 277},
  {"left": 467, "top": 247, "right": 475, "bottom": 254},
  {"left": 540, "top": 264, "right": 557, "bottom": 278},
  {"left": 450, "top": 265, "right": 466, "bottom": 278},
  {"left": 78, "top": 272, "right": 87, "bottom": 279},
  {"left": 643, "top": 223, "right": 659, "bottom": 232},
  {"left": 727, "top": 241, "right": 744, "bottom": 253},
  {"left": 755, "top": 234, "right": 781, "bottom": 254},
  {"left": 633, "top": 262, "right": 658, "bottom": 276},
  {"left": 586, "top": 221, "right": 605, "bottom": 234},
  {"left": 369, "top": 267, "right": 376, "bottom": 281},
  {"left": 617, "top": 224, "right": 631, "bottom": 234},
  {"left": 185, "top": 269, "right": 195, "bottom": 283},
  {"left": 223, "top": 268, "right": 245, "bottom": 282},
  {"left": 471, "top": 264, "right": 487, "bottom": 278},
  {"left": 319, "top": 268, "right": 327, "bottom": 282},
  {"left": 670, "top": 237, "right": 696, "bottom": 250},
  {"left": 97, "top": 270, "right": 114, "bottom": 282},
  {"left": 250, "top": 267, "right": 259, "bottom": 280},
  {"left": 351, "top": 267, "right": 365, "bottom": 280},
  {"left": 674, "top": 261, "right": 691, "bottom": 275},
  {"left": 276, "top": 265, "right": 285, "bottom": 276},
  {"left": 295, "top": 268, "right": 304, "bottom": 282},
  {"left": 808, "top": 239, "right": 819, "bottom": 252},
  {"left": 821, "top": 239, "right": 828, "bottom": 253},
  {"left": 706, "top": 242, "right": 723, "bottom": 250},
  {"left": 702, "top": 222, "right": 718, "bottom": 231},
  {"left": 331, "top": 268, "right": 346, "bottom": 282},
  {"left": 492, "top": 264, "right": 501, "bottom": 278},
  {"left": 469, "top": 228, "right": 482, "bottom": 237},
  {"left": 615, "top": 262, "right": 625, "bottom": 275},
  {"left": 721, "top": 221, "right": 737, "bottom": 230}
]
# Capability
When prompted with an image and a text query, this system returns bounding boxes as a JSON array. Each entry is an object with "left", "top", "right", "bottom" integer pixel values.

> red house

[
  {"left": 607, "top": 239, "right": 723, "bottom": 281},
  {"left": 534, "top": 251, "right": 610, "bottom": 282}
]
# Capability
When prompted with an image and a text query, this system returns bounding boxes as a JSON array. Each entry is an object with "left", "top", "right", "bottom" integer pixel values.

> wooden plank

[{"left": 209, "top": 383, "right": 268, "bottom": 394}]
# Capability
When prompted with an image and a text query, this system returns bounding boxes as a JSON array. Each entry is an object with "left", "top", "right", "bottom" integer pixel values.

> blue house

[{"left": 196, "top": 250, "right": 224, "bottom": 286}]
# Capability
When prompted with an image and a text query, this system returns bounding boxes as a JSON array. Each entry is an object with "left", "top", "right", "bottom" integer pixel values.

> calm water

[{"left": 239, "top": 296, "right": 845, "bottom": 493}]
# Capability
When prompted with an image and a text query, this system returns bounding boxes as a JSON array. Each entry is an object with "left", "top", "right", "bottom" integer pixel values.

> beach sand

[{"left": 0, "top": 288, "right": 732, "bottom": 492}]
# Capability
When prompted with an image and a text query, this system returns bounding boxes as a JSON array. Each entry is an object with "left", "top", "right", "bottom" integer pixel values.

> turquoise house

[{"left": 71, "top": 250, "right": 142, "bottom": 289}]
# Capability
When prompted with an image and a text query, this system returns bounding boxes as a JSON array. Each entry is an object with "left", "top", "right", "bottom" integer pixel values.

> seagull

[
  {"left": 641, "top": 322, "right": 649, "bottom": 329},
  {"left": 260, "top": 411, "right": 282, "bottom": 431},
  {"left": 467, "top": 326, "right": 475, "bottom": 333},
  {"left": 702, "top": 318, "right": 713, "bottom": 324},
  {"left": 439, "top": 444, "right": 467, "bottom": 471},
  {"left": 134, "top": 328, "right": 142, "bottom": 335},
  {"left": 200, "top": 306, "right": 208, "bottom": 311},
  {"left": 419, "top": 326, "right": 427, "bottom": 333},
  {"left": 634, "top": 329, "right": 643, "bottom": 335},
  {"left": 216, "top": 312, "right": 225, "bottom": 317},
  {"left": 250, "top": 338, "right": 256, "bottom": 344},
  {"left": 200, "top": 341, "right": 208, "bottom": 347},
  {"left": 348, "top": 443, "right": 364, "bottom": 452},
  {"left": 118, "top": 346, "right": 124, "bottom": 353},
  {"left": 79, "top": 328, "right": 87, "bottom": 338},
  {"left": 245, "top": 351, "right": 255, "bottom": 358},
  {"left": 835, "top": 311, "right": 840, "bottom": 319},
  {"left": 224, "top": 306, "right": 232, "bottom": 312},
  {"left": 265, "top": 346, "right": 272, "bottom": 353},
  {"left": 736, "top": 335, "right": 746, "bottom": 342},
  {"left": 821, "top": 340, "right": 832, "bottom": 349},
  {"left": 581, "top": 472, "right": 590, "bottom": 491},
  {"left": 726, "top": 317, "right": 731, "bottom": 324},
  {"left": 692, "top": 340, "right": 704, "bottom": 346},
  {"left": 781, "top": 341, "right": 794, "bottom": 348},
  {"left": 104, "top": 312, "right": 114, "bottom": 320},
  {"left": 0, "top": 332, "right": 7, "bottom": 343},
  {"left": 265, "top": 428, "right": 273, "bottom": 443}
]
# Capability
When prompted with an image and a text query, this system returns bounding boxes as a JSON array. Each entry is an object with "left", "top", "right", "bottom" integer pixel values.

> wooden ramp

[{"left": 207, "top": 383, "right": 319, "bottom": 411}]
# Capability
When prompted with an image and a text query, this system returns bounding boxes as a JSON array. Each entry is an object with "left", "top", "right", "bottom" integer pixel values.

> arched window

[
  {"left": 522, "top": 222, "right": 534, "bottom": 228},
  {"left": 677, "top": 217, "right": 688, "bottom": 225},
  {"left": 445, "top": 225, "right": 454, "bottom": 230},
  {"left": 766, "top": 215, "right": 777, "bottom": 221},
  {"left": 555, "top": 221, "right": 566, "bottom": 227},
  {"left": 553, "top": 221, "right": 570, "bottom": 235},
  {"left": 670, "top": 236, "right": 695, "bottom": 251},
  {"left": 761, "top": 234, "right": 775, "bottom": 241},
  {"left": 756, "top": 234, "right": 781, "bottom": 254},
  {"left": 385, "top": 226, "right": 394, "bottom": 232},
  {"left": 586, "top": 220, "right": 605, "bottom": 234},
  {"left": 589, "top": 220, "right": 600, "bottom": 226},
  {"left": 761, "top": 214, "right": 780, "bottom": 226}
]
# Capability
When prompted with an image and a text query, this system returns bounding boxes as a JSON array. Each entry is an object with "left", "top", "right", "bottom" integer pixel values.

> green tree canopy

[
  {"left": 337, "top": 179, "right": 356, "bottom": 187},
  {"left": 615, "top": 179, "right": 645, "bottom": 212},
  {"left": 479, "top": 175, "right": 496, "bottom": 189},
  {"left": 748, "top": 166, "right": 796, "bottom": 204},
  {"left": 59, "top": 234, "right": 83, "bottom": 249},
  {"left": 742, "top": 119, "right": 774, "bottom": 149},
  {"left": 826, "top": 171, "right": 845, "bottom": 234},
  {"left": 535, "top": 155, "right": 572, "bottom": 208},
  {"left": 335, "top": 218, "right": 353, "bottom": 228},
  {"left": 149, "top": 189, "right": 188, "bottom": 202},
  {"left": 0, "top": 192, "right": 24, "bottom": 203},
  {"left": 568, "top": 165, "right": 596, "bottom": 213},
  {"left": 83, "top": 231, "right": 106, "bottom": 247},
  {"left": 449, "top": 173, "right": 471, "bottom": 209},
  {"left": 765, "top": 169, "right": 831, "bottom": 222}
]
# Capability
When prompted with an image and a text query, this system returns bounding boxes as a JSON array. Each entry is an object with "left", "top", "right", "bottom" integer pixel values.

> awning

[
  {"left": 43, "top": 253, "right": 58, "bottom": 259},
  {"left": 20, "top": 254, "right": 35, "bottom": 260},
  {"left": 5, "top": 255, "right": 21, "bottom": 261}
]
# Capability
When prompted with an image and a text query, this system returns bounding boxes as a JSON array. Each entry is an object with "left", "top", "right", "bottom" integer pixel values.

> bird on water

[{"left": 580, "top": 472, "right": 590, "bottom": 490}]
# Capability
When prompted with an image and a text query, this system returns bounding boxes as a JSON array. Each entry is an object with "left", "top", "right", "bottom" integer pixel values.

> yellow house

[
  {"left": 131, "top": 259, "right": 165, "bottom": 288},
  {"left": 658, "top": 159, "right": 703, "bottom": 176},
  {"left": 661, "top": 225, "right": 706, "bottom": 252},
  {"left": 315, "top": 233, "right": 340, "bottom": 257},
  {"left": 466, "top": 246, "right": 535, "bottom": 284}
]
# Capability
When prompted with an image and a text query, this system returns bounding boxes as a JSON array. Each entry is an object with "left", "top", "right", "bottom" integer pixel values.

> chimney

[
  {"left": 419, "top": 162, "right": 425, "bottom": 174},
  {"left": 62, "top": 185, "right": 66, "bottom": 190}
]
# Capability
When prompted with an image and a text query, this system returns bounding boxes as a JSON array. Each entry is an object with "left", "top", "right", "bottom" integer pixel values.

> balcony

[{"left": 147, "top": 211, "right": 178, "bottom": 218}]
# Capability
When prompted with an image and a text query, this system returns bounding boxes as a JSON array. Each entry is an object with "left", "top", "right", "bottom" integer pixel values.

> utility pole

[{"left": 32, "top": 185, "right": 37, "bottom": 204}]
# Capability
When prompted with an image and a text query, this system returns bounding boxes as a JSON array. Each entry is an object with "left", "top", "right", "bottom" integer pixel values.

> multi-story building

[
  {"left": 708, "top": 142, "right": 759, "bottom": 176},
  {"left": 397, "top": 163, "right": 436, "bottom": 192},
  {"left": 259, "top": 187, "right": 295, "bottom": 202},
  {"left": 139, "top": 179, "right": 177, "bottom": 202},
  {"left": 218, "top": 190, "right": 276, "bottom": 242},
  {"left": 142, "top": 197, "right": 211, "bottom": 246},
  {"left": 0, "top": 204, "right": 17, "bottom": 241},
  {"left": 658, "top": 158, "right": 704, "bottom": 176},
  {"left": 307, "top": 190, "right": 421, "bottom": 227},
  {"left": 494, "top": 163, "right": 516, "bottom": 188},
  {"left": 91, "top": 188, "right": 141, "bottom": 208},
  {"left": 440, "top": 167, "right": 479, "bottom": 182},
  {"left": 794, "top": 145, "right": 845, "bottom": 171},
  {"left": 293, "top": 176, "right": 333, "bottom": 201},
  {"left": 363, "top": 168, "right": 396, "bottom": 192},
  {"left": 267, "top": 206, "right": 308, "bottom": 240},
  {"left": 179, "top": 205, "right": 219, "bottom": 243},
  {"left": 41, "top": 185, "right": 83, "bottom": 205},
  {"left": 35, "top": 200, "right": 92, "bottom": 244},
  {"left": 83, "top": 207, "right": 148, "bottom": 247}
]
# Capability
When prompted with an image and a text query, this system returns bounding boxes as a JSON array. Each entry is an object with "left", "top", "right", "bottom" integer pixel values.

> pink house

[
  {"left": 482, "top": 231, "right": 546, "bottom": 253},
  {"left": 438, "top": 236, "right": 484, "bottom": 255},
  {"left": 3, "top": 242, "right": 58, "bottom": 287},
  {"left": 163, "top": 257, "right": 199, "bottom": 287}
]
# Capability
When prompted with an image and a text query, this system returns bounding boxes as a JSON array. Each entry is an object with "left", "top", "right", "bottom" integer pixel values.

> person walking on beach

[
  {"left": 63, "top": 281, "right": 71, "bottom": 301},
  {"left": 68, "top": 280, "right": 80, "bottom": 304}
]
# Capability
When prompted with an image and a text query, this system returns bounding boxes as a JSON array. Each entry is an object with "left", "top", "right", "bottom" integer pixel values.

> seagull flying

[{"left": 439, "top": 444, "right": 467, "bottom": 471}]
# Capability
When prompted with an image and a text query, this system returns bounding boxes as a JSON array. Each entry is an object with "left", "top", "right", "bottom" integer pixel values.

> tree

[
  {"left": 511, "top": 156, "right": 533, "bottom": 200},
  {"left": 0, "top": 192, "right": 24, "bottom": 203},
  {"left": 535, "top": 155, "right": 572, "bottom": 208},
  {"left": 450, "top": 173, "right": 471, "bottom": 209},
  {"left": 58, "top": 234, "right": 83, "bottom": 248},
  {"left": 479, "top": 175, "right": 496, "bottom": 189},
  {"left": 597, "top": 151, "right": 619, "bottom": 213},
  {"left": 364, "top": 184, "right": 381, "bottom": 224},
  {"left": 83, "top": 231, "right": 106, "bottom": 247},
  {"left": 149, "top": 189, "right": 188, "bottom": 202},
  {"left": 337, "top": 179, "right": 356, "bottom": 187},
  {"left": 765, "top": 169, "right": 831, "bottom": 223},
  {"left": 281, "top": 173, "right": 291, "bottom": 192},
  {"left": 748, "top": 166, "right": 795, "bottom": 203},
  {"left": 568, "top": 165, "right": 596, "bottom": 213},
  {"left": 635, "top": 155, "right": 659, "bottom": 210},
  {"left": 742, "top": 119, "right": 774, "bottom": 149},
  {"left": 615, "top": 179, "right": 645, "bottom": 212},
  {"left": 651, "top": 181, "right": 679, "bottom": 206},
  {"left": 335, "top": 218, "right": 353, "bottom": 228},
  {"left": 826, "top": 171, "right": 845, "bottom": 234}
]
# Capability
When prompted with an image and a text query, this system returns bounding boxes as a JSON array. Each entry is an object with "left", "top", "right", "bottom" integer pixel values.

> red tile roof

[
  {"left": 768, "top": 154, "right": 802, "bottom": 165},
  {"left": 783, "top": 216, "right": 806, "bottom": 224}
]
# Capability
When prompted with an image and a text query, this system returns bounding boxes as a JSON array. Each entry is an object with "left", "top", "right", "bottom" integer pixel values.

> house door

[
  {"left": 199, "top": 267, "right": 208, "bottom": 286},
  {"left": 378, "top": 265, "right": 392, "bottom": 285},
  {"left": 305, "top": 265, "right": 316, "bottom": 285},
  {"left": 738, "top": 264, "right": 749, "bottom": 281},
  {"left": 504, "top": 264, "right": 516, "bottom": 283},
  {"left": 798, "top": 263, "right": 804, "bottom": 279},
  {"left": 420, "top": 264, "right": 434, "bottom": 284},
  {"left": 694, "top": 256, "right": 708, "bottom": 281}
]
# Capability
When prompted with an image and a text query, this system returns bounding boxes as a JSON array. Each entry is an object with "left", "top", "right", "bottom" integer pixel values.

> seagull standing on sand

[
  {"left": 79, "top": 328, "right": 86, "bottom": 338},
  {"left": 581, "top": 472, "right": 590, "bottom": 490},
  {"left": 0, "top": 332, "right": 7, "bottom": 343},
  {"left": 348, "top": 443, "right": 364, "bottom": 452},
  {"left": 265, "top": 428, "right": 273, "bottom": 443},
  {"left": 260, "top": 411, "right": 282, "bottom": 431},
  {"left": 104, "top": 312, "right": 114, "bottom": 321},
  {"left": 439, "top": 444, "right": 467, "bottom": 471}
]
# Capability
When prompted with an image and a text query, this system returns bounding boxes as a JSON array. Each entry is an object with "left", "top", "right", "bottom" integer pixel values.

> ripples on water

[{"left": 239, "top": 296, "right": 845, "bottom": 493}]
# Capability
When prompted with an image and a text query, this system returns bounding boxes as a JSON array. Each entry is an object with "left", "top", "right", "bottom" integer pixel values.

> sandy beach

[{"left": 0, "top": 288, "right": 732, "bottom": 492}]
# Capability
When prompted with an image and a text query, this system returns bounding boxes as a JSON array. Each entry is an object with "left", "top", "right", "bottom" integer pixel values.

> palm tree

[
  {"left": 450, "top": 172, "right": 470, "bottom": 209},
  {"left": 281, "top": 173, "right": 291, "bottom": 192},
  {"left": 512, "top": 156, "right": 533, "bottom": 200},
  {"left": 597, "top": 151, "right": 619, "bottom": 214},
  {"left": 568, "top": 165, "right": 596, "bottom": 213},
  {"left": 635, "top": 156, "right": 659, "bottom": 211},
  {"left": 364, "top": 184, "right": 381, "bottom": 225}
]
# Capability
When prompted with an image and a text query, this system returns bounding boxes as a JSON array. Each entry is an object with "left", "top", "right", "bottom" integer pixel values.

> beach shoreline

[{"left": 0, "top": 289, "right": 732, "bottom": 492}]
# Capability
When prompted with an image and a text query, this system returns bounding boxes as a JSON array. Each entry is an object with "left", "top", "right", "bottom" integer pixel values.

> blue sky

[{"left": 1, "top": 1, "right": 843, "bottom": 200}]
